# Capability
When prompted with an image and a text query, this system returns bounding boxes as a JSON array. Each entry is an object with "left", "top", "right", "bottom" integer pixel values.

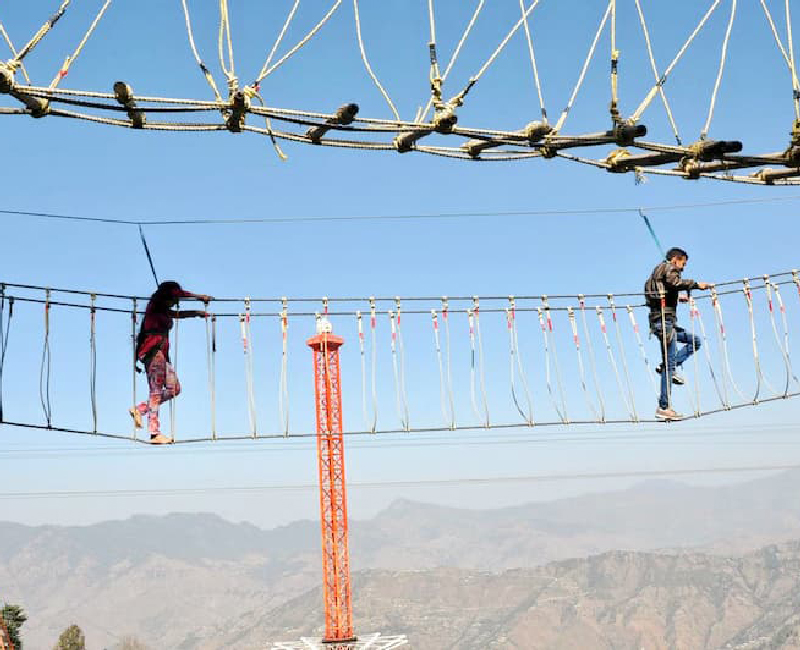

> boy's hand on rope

[{"left": 696, "top": 282, "right": 711, "bottom": 290}]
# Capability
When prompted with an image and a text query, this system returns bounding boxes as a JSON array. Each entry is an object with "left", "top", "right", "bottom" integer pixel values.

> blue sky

[{"left": 0, "top": 0, "right": 799, "bottom": 531}]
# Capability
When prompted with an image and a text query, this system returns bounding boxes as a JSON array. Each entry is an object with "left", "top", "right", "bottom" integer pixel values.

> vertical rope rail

[
  {"left": 442, "top": 297, "right": 456, "bottom": 429},
  {"left": 710, "top": 285, "right": 747, "bottom": 404},
  {"left": 388, "top": 309, "right": 408, "bottom": 431},
  {"left": 131, "top": 298, "right": 137, "bottom": 440},
  {"left": 506, "top": 297, "right": 535, "bottom": 425},
  {"left": 279, "top": 298, "right": 289, "bottom": 436},
  {"left": 578, "top": 295, "right": 606, "bottom": 421},
  {"left": 543, "top": 297, "right": 568, "bottom": 423},
  {"left": 353, "top": 0, "right": 400, "bottom": 120},
  {"left": 39, "top": 289, "right": 53, "bottom": 428},
  {"left": 608, "top": 295, "right": 637, "bottom": 421},
  {"left": 474, "top": 297, "right": 490, "bottom": 428},
  {"left": 170, "top": 300, "right": 179, "bottom": 440},
  {"left": 206, "top": 312, "right": 217, "bottom": 440},
  {"left": 90, "top": 294, "right": 98, "bottom": 433},
  {"left": 597, "top": 304, "right": 634, "bottom": 420},
  {"left": 240, "top": 297, "right": 257, "bottom": 437},
  {"left": 0, "top": 286, "right": 11, "bottom": 423},
  {"left": 357, "top": 310, "right": 369, "bottom": 431},
  {"left": 626, "top": 305, "right": 659, "bottom": 397},
  {"left": 369, "top": 297, "right": 378, "bottom": 433},
  {"left": 395, "top": 298, "right": 410, "bottom": 431},
  {"left": 537, "top": 304, "right": 567, "bottom": 424},
  {"left": 773, "top": 280, "right": 800, "bottom": 391},
  {"left": 431, "top": 310, "right": 449, "bottom": 426},
  {"left": 658, "top": 291, "right": 673, "bottom": 413},
  {"left": 689, "top": 293, "right": 702, "bottom": 417},
  {"left": 689, "top": 296, "right": 728, "bottom": 409},
  {"left": 764, "top": 277, "right": 792, "bottom": 397},
  {"left": 568, "top": 305, "right": 600, "bottom": 421},
  {"left": 743, "top": 279, "right": 778, "bottom": 400}
]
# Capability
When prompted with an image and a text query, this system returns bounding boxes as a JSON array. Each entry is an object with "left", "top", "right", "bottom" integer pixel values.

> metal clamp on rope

[
  {"left": 394, "top": 103, "right": 458, "bottom": 153},
  {"left": 226, "top": 91, "right": 250, "bottom": 132},
  {"left": 113, "top": 81, "right": 145, "bottom": 129},
  {"left": 0, "top": 63, "right": 49, "bottom": 117},
  {"left": 306, "top": 103, "right": 359, "bottom": 144}
]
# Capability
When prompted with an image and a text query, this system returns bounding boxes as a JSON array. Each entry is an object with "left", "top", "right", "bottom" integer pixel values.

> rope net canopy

[
  {"left": 2, "top": 1, "right": 800, "bottom": 184},
  {"left": 1, "top": 269, "right": 799, "bottom": 444}
]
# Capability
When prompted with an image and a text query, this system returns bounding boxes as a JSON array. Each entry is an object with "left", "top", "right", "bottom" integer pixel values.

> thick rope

[
  {"left": 538, "top": 304, "right": 568, "bottom": 424},
  {"left": 170, "top": 302, "right": 179, "bottom": 440},
  {"left": 255, "top": 0, "right": 344, "bottom": 82},
  {"left": 50, "top": 0, "right": 113, "bottom": 89},
  {"left": 357, "top": 311, "right": 369, "bottom": 431},
  {"left": 760, "top": 0, "right": 800, "bottom": 120},
  {"left": 418, "top": 0, "right": 485, "bottom": 123},
  {"left": 389, "top": 310, "right": 408, "bottom": 431},
  {"left": 786, "top": 0, "right": 800, "bottom": 120},
  {"left": 519, "top": 0, "right": 547, "bottom": 122},
  {"left": 610, "top": 0, "right": 619, "bottom": 123},
  {"left": 252, "top": 0, "right": 299, "bottom": 87},
  {"left": 764, "top": 278, "right": 797, "bottom": 397},
  {"left": 631, "top": 0, "right": 722, "bottom": 123},
  {"left": 180, "top": 0, "right": 224, "bottom": 103},
  {"left": 130, "top": 299, "right": 137, "bottom": 439},
  {"left": 218, "top": 0, "right": 237, "bottom": 91},
  {"left": 11, "top": 0, "right": 72, "bottom": 69},
  {"left": 206, "top": 312, "right": 217, "bottom": 440},
  {"left": 689, "top": 292, "right": 702, "bottom": 417},
  {"left": 0, "top": 21, "right": 31, "bottom": 84},
  {"left": 700, "top": 0, "right": 737, "bottom": 140},
  {"left": 0, "top": 287, "right": 12, "bottom": 423},
  {"left": 632, "top": 0, "right": 681, "bottom": 144},
  {"left": 353, "top": 0, "right": 399, "bottom": 120},
  {"left": 431, "top": 310, "right": 449, "bottom": 426},
  {"left": 743, "top": 279, "right": 779, "bottom": 400},
  {"left": 554, "top": 1, "right": 612, "bottom": 133}
]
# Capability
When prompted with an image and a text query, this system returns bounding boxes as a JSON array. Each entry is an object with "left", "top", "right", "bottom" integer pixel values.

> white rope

[
  {"left": 626, "top": 305, "right": 659, "bottom": 397},
  {"left": 608, "top": 295, "right": 637, "bottom": 421},
  {"left": 610, "top": 0, "right": 619, "bottom": 122},
  {"left": 633, "top": 0, "right": 682, "bottom": 144},
  {"left": 369, "top": 298, "right": 378, "bottom": 432},
  {"left": 596, "top": 305, "right": 635, "bottom": 420},
  {"left": 631, "top": 0, "right": 722, "bottom": 123},
  {"left": 352, "top": 0, "right": 399, "bottom": 120},
  {"left": 743, "top": 279, "right": 779, "bottom": 399},
  {"left": 771, "top": 280, "right": 800, "bottom": 393},
  {"left": 0, "top": 22, "right": 31, "bottom": 84},
  {"left": 537, "top": 304, "right": 568, "bottom": 424},
  {"left": 396, "top": 299, "right": 410, "bottom": 430},
  {"left": 431, "top": 310, "right": 450, "bottom": 426},
  {"left": 506, "top": 299, "right": 535, "bottom": 425},
  {"left": 170, "top": 302, "right": 179, "bottom": 440},
  {"left": 474, "top": 298, "right": 490, "bottom": 427},
  {"left": 764, "top": 279, "right": 796, "bottom": 397},
  {"left": 568, "top": 306, "right": 600, "bottom": 421},
  {"left": 180, "top": 0, "right": 224, "bottom": 102},
  {"left": 701, "top": 0, "right": 737, "bottom": 140},
  {"left": 50, "top": 0, "right": 113, "bottom": 89},
  {"left": 578, "top": 296, "right": 606, "bottom": 421},
  {"left": 239, "top": 298, "right": 257, "bottom": 437},
  {"left": 760, "top": 0, "right": 800, "bottom": 120},
  {"left": 39, "top": 290, "right": 52, "bottom": 428},
  {"left": 357, "top": 310, "right": 370, "bottom": 431},
  {"left": 218, "top": 0, "right": 236, "bottom": 89},
  {"left": 253, "top": 0, "right": 299, "bottom": 86},
  {"left": 388, "top": 309, "right": 409, "bottom": 431},
  {"left": 131, "top": 299, "right": 137, "bottom": 439},
  {"left": 467, "top": 305, "right": 489, "bottom": 427},
  {"left": 418, "top": 0, "right": 485, "bottom": 123},
  {"left": 11, "top": 0, "right": 72, "bottom": 68},
  {"left": 689, "top": 296, "right": 728, "bottom": 409},
  {"left": 689, "top": 294, "right": 702, "bottom": 417},
  {"left": 553, "top": 1, "right": 612, "bottom": 133},
  {"left": 787, "top": 0, "right": 800, "bottom": 120},
  {"left": 442, "top": 298, "right": 456, "bottom": 429},
  {"left": 518, "top": 0, "right": 547, "bottom": 122},
  {"left": 90, "top": 294, "right": 98, "bottom": 433},
  {"left": 256, "top": 0, "right": 344, "bottom": 82},
  {"left": 710, "top": 285, "right": 746, "bottom": 404},
  {"left": 206, "top": 313, "right": 217, "bottom": 440},
  {"left": 279, "top": 301, "right": 289, "bottom": 436}
]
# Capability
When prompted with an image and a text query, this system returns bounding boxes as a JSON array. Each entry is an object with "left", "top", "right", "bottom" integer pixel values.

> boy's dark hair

[{"left": 666, "top": 247, "right": 689, "bottom": 261}]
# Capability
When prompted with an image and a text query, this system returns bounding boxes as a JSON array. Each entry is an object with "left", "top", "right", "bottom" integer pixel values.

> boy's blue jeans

[{"left": 651, "top": 321, "right": 701, "bottom": 410}]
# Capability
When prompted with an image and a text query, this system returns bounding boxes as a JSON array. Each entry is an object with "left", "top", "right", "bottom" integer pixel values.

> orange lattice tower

[{"left": 307, "top": 321, "right": 355, "bottom": 644}]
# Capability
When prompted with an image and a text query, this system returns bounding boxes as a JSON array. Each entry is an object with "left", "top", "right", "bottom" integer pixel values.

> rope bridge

[
  {"left": 1, "top": 270, "right": 798, "bottom": 445},
  {"left": 1, "top": 1, "right": 800, "bottom": 184}
]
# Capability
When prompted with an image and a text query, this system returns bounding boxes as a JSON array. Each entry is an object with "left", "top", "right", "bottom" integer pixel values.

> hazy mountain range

[{"left": 4, "top": 470, "right": 800, "bottom": 648}]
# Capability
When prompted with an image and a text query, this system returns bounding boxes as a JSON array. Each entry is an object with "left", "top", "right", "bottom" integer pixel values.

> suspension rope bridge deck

[{"left": 1, "top": 269, "right": 798, "bottom": 445}]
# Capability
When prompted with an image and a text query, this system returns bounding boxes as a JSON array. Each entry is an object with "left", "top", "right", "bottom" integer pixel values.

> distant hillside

[{"left": 4, "top": 470, "right": 800, "bottom": 648}]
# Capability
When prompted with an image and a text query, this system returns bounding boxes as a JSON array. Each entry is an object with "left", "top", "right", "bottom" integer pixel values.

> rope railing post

[
  {"left": 764, "top": 276, "right": 793, "bottom": 397},
  {"left": 207, "top": 312, "right": 217, "bottom": 440},
  {"left": 626, "top": 304, "right": 659, "bottom": 397},
  {"left": 543, "top": 296, "right": 568, "bottom": 423},
  {"left": 579, "top": 294, "right": 606, "bottom": 421},
  {"left": 598, "top": 303, "right": 634, "bottom": 421},
  {"left": 608, "top": 294, "right": 637, "bottom": 421},
  {"left": 538, "top": 302, "right": 567, "bottom": 424},
  {"left": 369, "top": 297, "right": 377, "bottom": 433},
  {"left": 689, "top": 292, "right": 702, "bottom": 417},
  {"left": 474, "top": 297, "right": 490, "bottom": 428},
  {"left": 742, "top": 278, "right": 774, "bottom": 402},
  {"left": 239, "top": 296, "right": 257, "bottom": 437},
  {"left": 388, "top": 308, "right": 408, "bottom": 431},
  {"left": 357, "top": 309, "right": 369, "bottom": 431},
  {"left": 0, "top": 285, "right": 11, "bottom": 424},
  {"left": 689, "top": 296, "right": 727, "bottom": 409},
  {"left": 395, "top": 297, "right": 410, "bottom": 431},
  {"left": 279, "top": 297, "right": 289, "bottom": 436},
  {"left": 131, "top": 298, "right": 137, "bottom": 439},
  {"left": 171, "top": 299, "right": 179, "bottom": 441},
  {"left": 90, "top": 293, "right": 98, "bottom": 433},
  {"left": 506, "top": 297, "right": 534, "bottom": 425},
  {"left": 568, "top": 305, "right": 600, "bottom": 421},
  {"left": 431, "top": 309, "right": 449, "bottom": 426},
  {"left": 442, "top": 297, "right": 455, "bottom": 429},
  {"left": 39, "top": 288, "right": 53, "bottom": 428}
]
